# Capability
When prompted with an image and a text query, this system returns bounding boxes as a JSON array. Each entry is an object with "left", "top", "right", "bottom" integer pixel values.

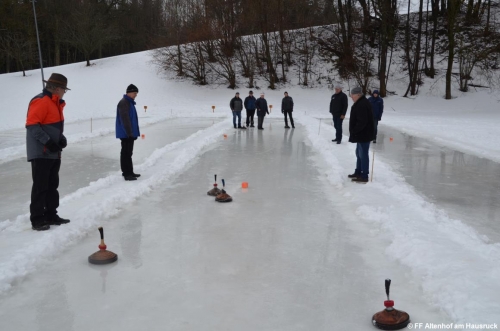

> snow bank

[{"left": 300, "top": 115, "right": 500, "bottom": 323}]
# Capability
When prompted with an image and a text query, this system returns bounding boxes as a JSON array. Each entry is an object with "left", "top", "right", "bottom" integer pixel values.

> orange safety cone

[
  {"left": 141, "top": 134, "right": 145, "bottom": 139},
  {"left": 390, "top": 137, "right": 394, "bottom": 142},
  {"left": 241, "top": 182, "right": 248, "bottom": 188}
]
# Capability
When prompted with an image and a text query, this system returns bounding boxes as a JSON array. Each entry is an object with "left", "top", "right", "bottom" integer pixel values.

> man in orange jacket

[{"left": 26, "top": 73, "right": 71, "bottom": 231}]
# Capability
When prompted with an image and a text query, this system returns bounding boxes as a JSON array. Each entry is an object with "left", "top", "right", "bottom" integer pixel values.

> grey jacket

[{"left": 230, "top": 97, "right": 243, "bottom": 111}]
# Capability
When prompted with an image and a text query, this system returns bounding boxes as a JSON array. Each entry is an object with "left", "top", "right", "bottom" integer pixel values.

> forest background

[{"left": 0, "top": 0, "right": 499, "bottom": 99}]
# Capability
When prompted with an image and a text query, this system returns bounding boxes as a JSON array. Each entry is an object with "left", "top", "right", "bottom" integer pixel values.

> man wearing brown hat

[
  {"left": 116, "top": 84, "right": 141, "bottom": 181},
  {"left": 26, "top": 73, "right": 71, "bottom": 231}
]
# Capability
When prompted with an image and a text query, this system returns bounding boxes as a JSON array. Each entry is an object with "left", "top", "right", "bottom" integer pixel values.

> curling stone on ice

[
  {"left": 372, "top": 279, "right": 410, "bottom": 330},
  {"left": 215, "top": 179, "right": 233, "bottom": 202},
  {"left": 88, "top": 227, "right": 118, "bottom": 265},
  {"left": 207, "top": 174, "right": 222, "bottom": 196}
]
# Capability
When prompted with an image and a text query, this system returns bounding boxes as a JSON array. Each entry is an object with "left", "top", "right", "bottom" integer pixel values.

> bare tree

[{"left": 64, "top": 3, "right": 117, "bottom": 66}]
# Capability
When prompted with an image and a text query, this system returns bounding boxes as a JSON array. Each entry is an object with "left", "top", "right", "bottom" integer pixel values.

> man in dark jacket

[
  {"left": 230, "top": 92, "right": 245, "bottom": 129},
  {"left": 116, "top": 84, "right": 141, "bottom": 181},
  {"left": 348, "top": 87, "right": 375, "bottom": 183},
  {"left": 25, "top": 73, "right": 71, "bottom": 231},
  {"left": 281, "top": 91, "right": 294, "bottom": 128},
  {"left": 244, "top": 91, "right": 256, "bottom": 127},
  {"left": 368, "top": 89, "right": 384, "bottom": 143},
  {"left": 329, "top": 84, "right": 348, "bottom": 144},
  {"left": 255, "top": 92, "right": 270, "bottom": 130}
]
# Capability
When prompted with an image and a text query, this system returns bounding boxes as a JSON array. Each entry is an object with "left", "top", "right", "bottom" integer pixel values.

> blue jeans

[
  {"left": 233, "top": 111, "right": 242, "bottom": 127},
  {"left": 333, "top": 116, "right": 343, "bottom": 141},
  {"left": 355, "top": 142, "right": 370, "bottom": 179}
]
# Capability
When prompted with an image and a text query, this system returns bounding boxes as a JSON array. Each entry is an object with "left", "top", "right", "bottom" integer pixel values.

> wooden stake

[
  {"left": 91, "top": 117, "right": 92, "bottom": 133},
  {"left": 318, "top": 118, "right": 322, "bottom": 135}
]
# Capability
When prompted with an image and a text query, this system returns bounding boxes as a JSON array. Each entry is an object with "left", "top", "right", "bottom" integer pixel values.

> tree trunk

[
  {"left": 446, "top": 0, "right": 460, "bottom": 99},
  {"left": 411, "top": 0, "right": 424, "bottom": 95}
]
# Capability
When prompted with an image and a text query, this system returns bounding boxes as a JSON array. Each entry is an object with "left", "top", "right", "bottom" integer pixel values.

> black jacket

[
  {"left": 255, "top": 98, "right": 269, "bottom": 117},
  {"left": 282, "top": 96, "right": 294, "bottom": 112},
  {"left": 329, "top": 91, "right": 348, "bottom": 117},
  {"left": 230, "top": 97, "right": 243, "bottom": 111},
  {"left": 349, "top": 96, "right": 375, "bottom": 143}
]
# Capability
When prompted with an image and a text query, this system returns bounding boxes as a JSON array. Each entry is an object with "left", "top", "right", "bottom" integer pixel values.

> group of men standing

[
  {"left": 230, "top": 91, "right": 295, "bottom": 130},
  {"left": 25, "top": 74, "right": 383, "bottom": 231},
  {"left": 329, "top": 84, "right": 384, "bottom": 183}
]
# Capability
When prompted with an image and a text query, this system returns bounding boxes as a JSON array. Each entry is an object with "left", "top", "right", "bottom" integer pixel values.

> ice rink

[{"left": 0, "top": 117, "right": 496, "bottom": 330}]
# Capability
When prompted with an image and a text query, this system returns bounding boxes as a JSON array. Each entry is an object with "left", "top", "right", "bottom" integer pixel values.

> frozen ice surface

[
  {"left": 0, "top": 119, "right": 450, "bottom": 330},
  {"left": 374, "top": 125, "right": 500, "bottom": 243},
  {"left": 0, "top": 118, "right": 223, "bottom": 223}
]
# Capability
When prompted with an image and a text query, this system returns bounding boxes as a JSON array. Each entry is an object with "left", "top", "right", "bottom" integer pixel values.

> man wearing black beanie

[{"left": 116, "top": 84, "right": 141, "bottom": 181}]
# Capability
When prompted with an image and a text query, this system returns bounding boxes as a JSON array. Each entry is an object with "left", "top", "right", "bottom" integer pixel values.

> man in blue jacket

[
  {"left": 244, "top": 91, "right": 256, "bottom": 127},
  {"left": 368, "top": 89, "right": 384, "bottom": 143},
  {"left": 116, "top": 84, "right": 141, "bottom": 181}
]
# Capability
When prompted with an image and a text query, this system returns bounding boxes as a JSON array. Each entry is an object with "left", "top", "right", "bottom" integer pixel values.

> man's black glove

[
  {"left": 267, "top": 111, "right": 270, "bottom": 115},
  {"left": 59, "top": 136, "right": 67, "bottom": 149},
  {"left": 45, "top": 139, "right": 62, "bottom": 152},
  {"left": 282, "top": 110, "right": 284, "bottom": 114}
]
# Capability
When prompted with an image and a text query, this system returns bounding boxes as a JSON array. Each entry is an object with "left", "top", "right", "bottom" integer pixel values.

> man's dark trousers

[
  {"left": 246, "top": 109, "right": 255, "bottom": 127},
  {"left": 373, "top": 119, "right": 379, "bottom": 140},
  {"left": 120, "top": 137, "right": 135, "bottom": 176},
  {"left": 30, "top": 158, "right": 61, "bottom": 226},
  {"left": 333, "top": 116, "right": 343, "bottom": 142},
  {"left": 257, "top": 116, "right": 264, "bottom": 129},
  {"left": 284, "top": 110, "right": 294, "bottom": 127},
  {"left": 355, "top": 142, "right": 370, "bottom": 179}
]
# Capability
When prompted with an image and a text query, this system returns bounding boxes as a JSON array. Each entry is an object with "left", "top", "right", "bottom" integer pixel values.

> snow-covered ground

[{"left": 0, "top": 51, "right": 499, "bottom": 329}]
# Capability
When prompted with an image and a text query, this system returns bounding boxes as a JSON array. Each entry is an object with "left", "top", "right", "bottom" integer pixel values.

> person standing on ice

[
  {"left": 281, "top": 91, "right": 295, "bottom": 128},
  {"left": 348, "top": 87, "right": 375, "bottom": 183},
  {"left": 244, "top": 90, "right": 256, "bottom": 127},
  {"left": 230, "top": 92, "right": 245, "bottom": 129},
  {"left": 25, "top": 73, "right": 71, "bottom": 231},
  {"left": 329, "top": 84, "right": 348, "bottom": 144},
  {"left": 116, "top": 84, "right": 141, "bottom": 181},
  {"left": 368, "top": 89, "right": 384, "bottom": 143},
  {"left": 255, "top": 92, "right": 270, "bottom": 130}
]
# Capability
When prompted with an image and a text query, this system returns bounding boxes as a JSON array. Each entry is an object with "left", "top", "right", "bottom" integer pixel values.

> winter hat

[
  {"left": 44, "top": 73, "right": 70, "bottom": 90},
  {"left": 126, "top": 84, "right": 139, "bottom": 93},
  {"left": 334, "top": 84, "right": 342, "bottom": 89},
  {"left": 373, "top": 89, "right": 379, "bottom": 95},
  {"left": 351, "top": 87, "right": 362, "bottom": 95}
]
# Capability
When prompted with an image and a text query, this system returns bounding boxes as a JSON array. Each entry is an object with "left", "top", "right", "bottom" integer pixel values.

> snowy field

[{"left": 0, "top": 51, "right": 499, "bottom": 329}]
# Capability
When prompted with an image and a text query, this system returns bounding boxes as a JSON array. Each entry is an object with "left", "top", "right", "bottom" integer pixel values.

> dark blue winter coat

[
  {"left": 116, "top": 94, "right": 140, "bottom": 139},
  {"left": 244, "top": 95, "right": 256, "bottom": 110},
  {"left": 368, "top": 93, "right": 384, "bottom": 121}
]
